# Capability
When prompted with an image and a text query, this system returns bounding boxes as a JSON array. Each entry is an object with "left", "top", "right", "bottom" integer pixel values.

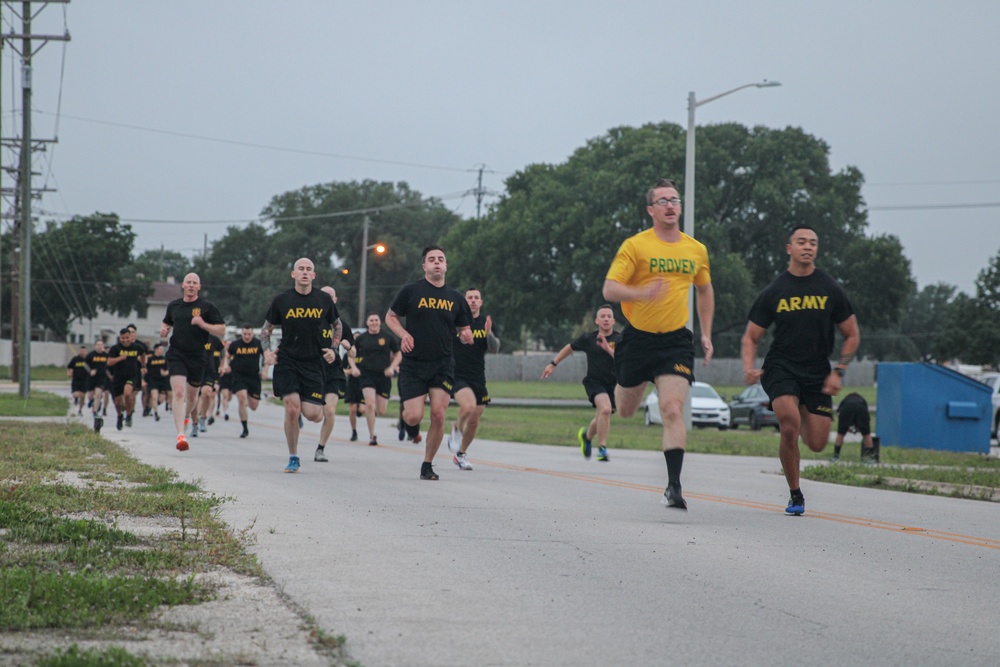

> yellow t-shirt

[{"left": 605, "top": 229, "right": 711, "bottom": 333}]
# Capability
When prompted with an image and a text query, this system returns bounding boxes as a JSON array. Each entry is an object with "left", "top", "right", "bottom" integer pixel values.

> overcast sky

[{"left": 6, "top": 1, "right": 999, "bottom": 294}]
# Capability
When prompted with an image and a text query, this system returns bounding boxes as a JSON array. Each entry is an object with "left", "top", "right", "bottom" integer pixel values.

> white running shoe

[
  {"left": 453, "top": 452, "right": 473, "bottom": 471},
  {"left": 447, "top": 424, "right": 461, "bottom": 453}
]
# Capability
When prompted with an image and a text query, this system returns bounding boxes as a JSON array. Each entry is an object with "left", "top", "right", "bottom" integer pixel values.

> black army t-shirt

[
  {"left": 264, "top": 288, "right": 339, "bottom": 363},
  {"left": 570, "top": 330, "right": 622, "bottom": 386},
  {"left": 354, "top": 331, "right": 399, "bottom": 373},
  {"left": 389, "top": 280, "right": 471, "bottom": 361},
  {"left": 227, "top": 337, "right": 264, "bottom": 377},
  {"left": 163, "top": 297, "right": 225, "bottom": 355},
  {"left": 747, "top": 268, "right": 854, "bottom": 365}
]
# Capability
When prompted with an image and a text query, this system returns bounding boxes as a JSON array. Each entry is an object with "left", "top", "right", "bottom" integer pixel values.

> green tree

[
  {"left": 29, "top": 213, "right": 150, "bottom": 337},
  {"left": 936, "top": 248, "right": 1000, "bottom": 366},
  {"left": 258, "top": 180, "right": 461, "bottom": 325},
  {"left": 129, "top": 248, "right": 193, "bottom": 283}
]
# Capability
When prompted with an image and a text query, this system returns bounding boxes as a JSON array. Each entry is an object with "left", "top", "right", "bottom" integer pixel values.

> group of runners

[{"left": 71, "top": 177, "right": 861, "bottom": 515}]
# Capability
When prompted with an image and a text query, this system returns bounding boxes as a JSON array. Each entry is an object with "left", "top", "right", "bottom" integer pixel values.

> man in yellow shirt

[{"left": 603, "top": 178, "right": 715, "bottom": 510}]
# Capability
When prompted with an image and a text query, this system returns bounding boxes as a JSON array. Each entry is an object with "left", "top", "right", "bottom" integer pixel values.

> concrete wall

[
  {"left": 486, "top": 354, "right": 877, "bottom": 387},
  {"left": 0, "top": 340, "right": 75, "bottom": 367}
]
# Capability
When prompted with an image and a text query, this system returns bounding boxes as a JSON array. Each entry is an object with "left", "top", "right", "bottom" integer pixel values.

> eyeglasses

[{"left": 651, "top": 197, "right": 682, "bottom": 207}]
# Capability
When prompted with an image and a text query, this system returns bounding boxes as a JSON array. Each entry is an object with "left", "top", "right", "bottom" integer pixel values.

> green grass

[
  {"left": 0, "top": 422, "right": 251, "bottom": 633},
  {"left": 0, "top": 391, "right": 69, "bottom": 417},
  {"left": 0, "top": 365, "right": 70, "bottom": 382}
]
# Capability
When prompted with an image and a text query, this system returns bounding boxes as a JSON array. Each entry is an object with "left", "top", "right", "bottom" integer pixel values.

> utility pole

[
  {"left": 0, "top": 1, "right": 70, "bottom": 396},
  {"left": 465, "top": 164, "right": 498, "bottom": 220}
]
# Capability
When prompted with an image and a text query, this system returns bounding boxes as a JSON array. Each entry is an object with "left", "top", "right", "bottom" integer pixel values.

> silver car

[{"left": 644, "top": 381, "right": 731, "bottom": 430}]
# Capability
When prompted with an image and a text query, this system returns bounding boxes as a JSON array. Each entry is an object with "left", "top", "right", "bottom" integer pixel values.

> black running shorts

[
  {"left": 582, "top": 377, "right": 616, "bottom": 411},
  {"left": 231, "top": 373, "right": 262, "bottom": 401},
  {"left": 344, "top": 375, "right": 364, "bottom": 405},
  {"left": 397, "top": 356, "right": 454, "bottom": 402},
  {"left": 165, "top": 348, "right": 207, "bottom": 388},
  {"left": 272, "top": 356, "right": 325, "bottom": 406},
  {"left": 614, "top": 325, "right": 694, "bottom": 388},
  {"left": 452, "top": 377, "right": 491, "bottom": 406},
  {"left": 761, "top": 359, "right": 833, "bottom": 419},
  {"left": 359, "top": 369, "right": 392, "bottom": 399},
  {"left": 837, "top": 400, "right": 871, "bottom": 435}
]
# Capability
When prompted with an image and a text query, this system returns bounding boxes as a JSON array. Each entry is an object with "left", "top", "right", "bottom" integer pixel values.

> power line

[{"left": 35, "top": 109, "right": 505, "bottom": 175}]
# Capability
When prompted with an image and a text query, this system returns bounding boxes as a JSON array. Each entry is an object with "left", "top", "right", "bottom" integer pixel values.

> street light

[
  {"left": 684, "top": 80, "right": 780, "bottom": 329},
  {"left": 357, "top": 215, "right": 387, "bottom": 324}
]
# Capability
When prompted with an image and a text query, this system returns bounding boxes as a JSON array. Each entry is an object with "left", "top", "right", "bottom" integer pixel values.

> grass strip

[{"left": 0, "top": 391, "right": 68, "bottom": 417}]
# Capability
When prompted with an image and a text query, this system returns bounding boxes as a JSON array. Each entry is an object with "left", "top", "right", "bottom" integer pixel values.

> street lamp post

[
  {"left": 684, "top": 80, "right": 780, "bottom": 330},
  {"left": 357, "top": 215, "right": 386, "bottom": 324}
]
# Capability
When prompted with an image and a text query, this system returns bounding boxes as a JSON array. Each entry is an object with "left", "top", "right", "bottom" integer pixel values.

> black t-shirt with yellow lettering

[
  {"left": 163, "top": 297, "right": 225, "bottom": 356},
  {"left": 204, "top": 336, "right": 225, "bottom": 372},
  {"left": 227, "top": 337, "right": 264, "bottom": 377},
  {"left": 389, "top": 280, "right": 471, "bottom": 361},
  {"left": 67, "top": 355, "right": 89, "bottom": 383},
  {"left": 85, "top": 350, "right": 109, "bottom": 376},
  {"left": 264, "top": 288, "right": 338, "bottom": 363},
  {"left": 453, "top": 314, "right": 492, "bottom": 382},
  {"left": 108, "top": 342, "right": 145, "bottom": 379},
  {"left": 747, "top": 268, "right": 854, "bottom": 365}
]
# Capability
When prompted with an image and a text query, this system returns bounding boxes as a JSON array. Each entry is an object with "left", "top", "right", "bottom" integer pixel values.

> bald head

[
  {"left": 181, "top": 273, "right": 202, "bottom": 300},
  {"left": 321, "top": 286, "right": 338, "bottom": 303}
]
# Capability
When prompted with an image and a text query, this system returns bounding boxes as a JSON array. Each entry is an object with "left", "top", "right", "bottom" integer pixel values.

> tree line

[{"left": 3, "top": 121, "right": 998, "bottom": 366}]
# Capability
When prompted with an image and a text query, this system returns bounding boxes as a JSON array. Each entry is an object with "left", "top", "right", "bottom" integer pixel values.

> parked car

[
  {"left": 728, "top": 383, "right": 779, "bottom": 431},
  {"left": 644, "top": 381, "right": 731, "bottom": 430},
  {"left": 978, "top": 372, "right": 1000, "bottom": 439}
]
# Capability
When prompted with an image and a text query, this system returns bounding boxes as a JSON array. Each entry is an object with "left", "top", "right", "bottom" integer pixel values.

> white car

[
  {"left": 978, "top": 372, "right": 1000, "bottom": 439},
  {"left": 644, "top": 381, "right": 731, "bottom": 430}
]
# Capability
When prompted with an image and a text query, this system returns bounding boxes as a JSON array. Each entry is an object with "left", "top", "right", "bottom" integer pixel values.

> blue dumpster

[{"left": 876, "top": 362, "right": 992, "bottom": 453}]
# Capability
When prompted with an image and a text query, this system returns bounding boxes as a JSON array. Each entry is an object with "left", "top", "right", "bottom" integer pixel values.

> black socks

[{"left": 663, "top": 449, "right": 684, "bottom": 486}]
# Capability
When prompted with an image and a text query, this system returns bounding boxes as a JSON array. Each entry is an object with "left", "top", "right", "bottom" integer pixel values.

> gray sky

[{"left": 8, "top": 1, "right": 999, "bottom": 294}]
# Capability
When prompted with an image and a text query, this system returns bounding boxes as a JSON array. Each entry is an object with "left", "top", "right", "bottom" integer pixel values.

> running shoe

[
  {"left": 785, "top": 495, "right": 805, "bottom": 516},
  {"left": 154, "top": 412, "right": 160, "bottom": 422},
  {"left": 198, "top": 417, "right": 207, "bottom": 433},
  {"left": 284, "top": 456, "right": 301, "bottom": 473},
  {"left": 454, "top": 452, "right": 473, "bottom": 471},
  {"left": 125, "top": 414, "right": 133, "bottom": 428},
  {"left": 578, "top": 427, "right": 592, "bottom": 459},
  {"left": 420, "top": 463, "right": 439, "bottom": 480},
  {"left": 142, "top": 407, "right": 151, "bottom": 417},
  {"left": 448, "top": 424, "right": 461, "bottom": 453},
  {"left": 239, "top": 429, "right": 249, "bottom": 439},
  {"left": 412, "top": 433, "right": 422, "bottom": 444},
  {"left": 190, "top": 422, "right": 199, "bottom": 438},
  {"left": 661, "top": 482, "right": 687, "bottom": 510},
  {"left": 369, "top": 435, "right": 378, "bottom": 447},
  {"left": 116, "top": 414, "right": 124, "bottom": 431},
  {"left": 597, "top": 446, "right": 609, "bottom": 462},
  {"left": 93, "top": 416, "right": 103, "bottom": 433},
  {"left": 350, "top": 429, "right": 358, "bottom": 442},
  {"left": 397, "top": 419, "right": 405, "bottom": 441},
  {"left": 176, "top": 434, "right": 189, "bottom": 452},
  {"left": 207, "top": 416, "right": 215, "bottom": 426},
  {"left": 314, "top": 446, "right": 328, "bottom": 462},
  {"left": 224, "top": 413, "right": 229, "bottom": 421}
]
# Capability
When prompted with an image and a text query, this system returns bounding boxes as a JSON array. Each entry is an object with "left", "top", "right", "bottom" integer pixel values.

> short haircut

[
  {"left": 241, "top": 323, "right": 254, "bottom": 330},
  {"left": 597, "top": 303, "right": 615, "bottom": 313},
  {"left": 646, "top": 178, "right": 679, "bottom": 205},
  {"left": 153, "top": 342, "right": 165, "bottom": 350},
  {"left": 127, "top": 323, "right": 137, "bottom": 331},
  {"left": 465, "top": 287, "right": 481, "bottom": 294},
  {"left": 119, "top": 327, "right": 129, "bottom": 335},
  {"left": 366, "top": 311, "right": 381, "bottom": 319},
  {"left": 788, "top": 224, "right": 818, "bottom": 242},
  {"left": 422, "top": 244, "right": 445, "bottom": 260}
]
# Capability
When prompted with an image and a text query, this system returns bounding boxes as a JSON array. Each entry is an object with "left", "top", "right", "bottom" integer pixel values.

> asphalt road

[{"left": 71, "top": 393, "right": 1000, "bottom": 667}]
